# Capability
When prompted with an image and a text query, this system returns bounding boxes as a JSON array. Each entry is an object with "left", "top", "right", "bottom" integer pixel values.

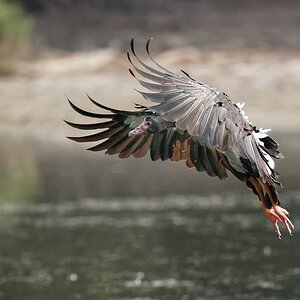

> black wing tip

[
  {"left": 64, "top": 120, "right": 97, "bottom": 130},
  {"left": 64, "top": 119, "right": 76, "bottom": 127},
  {"left": 87, "top": 147, "right": 97, "bottom": 152},
  {"left": 126, "top": 51, "right": 133, "bottom": 64},
  {"left": 181, "top": 69, "right": 194, "bottom": 81},
  {"left": 66, "top": 136, "right": 79, "bottom": 142},
  {"left": 86, "top": 93, "right": 104, "bottom": 109},
  {"left": 66, "top": 98, "right": 80, "bottom": 111},
  {"left": 85, "top": 93, "right": 116, "bottom": 113},
  {"left": 131, "top": 37, "right": 154, "bottom": 55},
  {"left": 66, "top": 97, "right": 116, "bottom": 119},
  {"left": 87, "top": 148, "right": 101, "bottom": 152},
  {"left": 145, "top": 37, "right": 154, "bottom": 55},
  {"left": 129, "top": 37, "right": 154, "bottom": 60},
  {"left": 65, "top": 95, "right": 79, "bottom": 109},
  {"left": 87, "top": 145, "right": 103, "bottom": 152},
  {"left": 65, "top": 97, "right": 83, "bottom": 112},
  {"left": 66, "top": 136, "right": 85, "bottom": 142},
  {"left": 130, "top": 38, "right": 136, "bottom": 56},
  {"left": 128, "top": 69, "right": 136, "bottom": 78},
  {"left": 86, "top": 93, "right": 103, "bottom": 107}
]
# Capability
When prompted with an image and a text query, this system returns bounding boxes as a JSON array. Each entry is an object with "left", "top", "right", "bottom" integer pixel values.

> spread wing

[
  {"left": 65, "top": 39, "right": 293, "bottom": 238},
  {"left": 66, "top": 95, "right": 228, "bottom": 179},
  {"left": 128, "top": 39, "right": 282, "bottom": 185}
]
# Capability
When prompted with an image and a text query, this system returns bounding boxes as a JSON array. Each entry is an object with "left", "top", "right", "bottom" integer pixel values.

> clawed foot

[{"left": 263, "top": 205, "right": 295, "bottom": 239}]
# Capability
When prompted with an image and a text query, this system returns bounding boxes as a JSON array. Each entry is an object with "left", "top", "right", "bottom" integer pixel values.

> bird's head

[{"left": 129, "top": 116, "right": 163, "bottom": 136}]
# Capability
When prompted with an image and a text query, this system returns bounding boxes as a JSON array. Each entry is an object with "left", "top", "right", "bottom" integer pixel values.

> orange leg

[
  {"left": 258, "top": 179, "right": 294, "bottom": 237},
  {"left": 249, "top": 178, "right": 294, "bottom": 238}
]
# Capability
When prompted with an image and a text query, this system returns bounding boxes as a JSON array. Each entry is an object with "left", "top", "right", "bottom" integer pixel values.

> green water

[{"left": 0, "top": 136, "right": 299, "bottom": 300}]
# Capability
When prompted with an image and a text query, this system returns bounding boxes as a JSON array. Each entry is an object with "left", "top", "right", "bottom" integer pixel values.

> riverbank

[{"left": 0, "top": 47, "right": 300, "bottom": 138}]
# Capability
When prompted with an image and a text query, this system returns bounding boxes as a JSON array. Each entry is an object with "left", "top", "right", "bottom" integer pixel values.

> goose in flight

[{"left": 66, "top": 39, "right": 294, "bottom": 238}]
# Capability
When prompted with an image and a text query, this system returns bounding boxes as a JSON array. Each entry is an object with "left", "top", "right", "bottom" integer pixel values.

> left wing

[{"left": 66, "top": 95, "right": 228, "bottom": 179}]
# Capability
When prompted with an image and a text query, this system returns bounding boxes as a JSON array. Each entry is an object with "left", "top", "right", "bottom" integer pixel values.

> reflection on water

[
  {"left": 0, "top": 139, "right": 38, "bottom": 204},
  {"left": 0, "top": 135, "right": 299, "bottom": 300}
]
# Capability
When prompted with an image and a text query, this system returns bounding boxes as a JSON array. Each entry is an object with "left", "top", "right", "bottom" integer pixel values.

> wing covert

[{"left": 128, "top": 39, "right": 237, "bottom": 144}]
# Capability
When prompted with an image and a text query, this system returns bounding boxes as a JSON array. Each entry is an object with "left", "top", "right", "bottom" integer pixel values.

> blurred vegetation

[{"left": 0, "top": 0, "right": 32, "bottom": 74}]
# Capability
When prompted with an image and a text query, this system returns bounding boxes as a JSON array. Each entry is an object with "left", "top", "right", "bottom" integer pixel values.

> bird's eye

[{"left": 145, "top": 121, "right": 151, "bottom": 126}]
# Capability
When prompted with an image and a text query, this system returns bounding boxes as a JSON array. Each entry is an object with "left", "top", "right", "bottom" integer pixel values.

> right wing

[{"left": 127, "top": 39, "right": 282, "bottom": 185}]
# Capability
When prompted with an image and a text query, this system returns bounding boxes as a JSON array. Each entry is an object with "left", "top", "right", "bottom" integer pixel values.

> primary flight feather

[{"left": 66, "top": 39, "right": 294, "bottom": 238}]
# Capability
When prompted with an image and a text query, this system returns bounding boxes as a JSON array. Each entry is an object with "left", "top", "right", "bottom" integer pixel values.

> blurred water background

[{"left": 0, "top": 1, "right": 300, "bottom": 299}]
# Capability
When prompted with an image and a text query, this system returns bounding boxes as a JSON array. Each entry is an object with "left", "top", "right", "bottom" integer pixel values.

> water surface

[{"left": 0, "top": 135, "right": 299, "bottom": 300}]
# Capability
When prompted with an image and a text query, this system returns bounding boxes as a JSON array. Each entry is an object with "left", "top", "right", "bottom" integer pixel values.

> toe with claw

[{"left": 263, "top": 205, "right": 294, "bottom": 239}]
